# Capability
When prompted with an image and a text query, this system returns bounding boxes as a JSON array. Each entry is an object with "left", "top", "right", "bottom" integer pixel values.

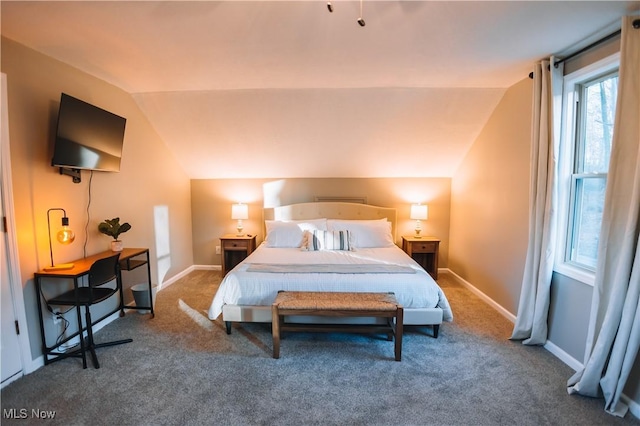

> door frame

[{"left": 1, "top": 73, "right": 33, "bottom": 387}]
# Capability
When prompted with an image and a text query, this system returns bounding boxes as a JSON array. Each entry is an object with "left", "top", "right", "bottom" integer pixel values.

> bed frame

[{"left": 222, "top": 202, "right": 443, "bottom": 336}]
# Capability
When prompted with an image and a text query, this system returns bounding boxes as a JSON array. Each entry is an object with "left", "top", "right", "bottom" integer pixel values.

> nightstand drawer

[
  {"left": 223, "top": 239, "right": 250, "bottom": 250},
  {"left": 410, "top": 242, "right": 437, "bottom": 253}
]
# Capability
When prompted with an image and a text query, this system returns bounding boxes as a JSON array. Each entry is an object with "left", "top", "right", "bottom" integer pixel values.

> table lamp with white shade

[
  {"left": 410, "top": 204, "right": 428, "bottom": 238},
  {"left": 231, "top": 203, "right": 248, "bottom": 236}
]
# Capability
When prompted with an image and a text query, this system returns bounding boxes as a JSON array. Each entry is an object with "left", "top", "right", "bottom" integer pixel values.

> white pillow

[
  {"left": 304, "top": 230, "right": 353, "bottom": 251},
  {"left": 265, "top": 219, "right": 327, "bottom": 248},
  {"left": 326, "top": 219, "right": 394, "bottom": 248}
]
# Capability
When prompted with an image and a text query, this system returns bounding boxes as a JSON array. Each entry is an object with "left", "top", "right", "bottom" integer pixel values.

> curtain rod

[
  {"left": 553, "top": 28, "right": 621, "bottom": 67},
  {"left": 529, "top": 18, "right": 640, "bottom": 79}
]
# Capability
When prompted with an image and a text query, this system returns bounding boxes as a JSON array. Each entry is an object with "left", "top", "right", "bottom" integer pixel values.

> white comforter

[{"left": 208, "top": 244, "right": 453, "bottom": 321}]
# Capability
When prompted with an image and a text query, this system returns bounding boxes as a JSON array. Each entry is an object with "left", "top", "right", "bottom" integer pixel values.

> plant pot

[{"left": 111, "top": 240, "right": 124, "bottom": 252}]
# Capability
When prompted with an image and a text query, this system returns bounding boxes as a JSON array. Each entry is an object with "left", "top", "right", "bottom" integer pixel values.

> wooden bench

[{"left": 271, "top": 291, "right": 404, "bottom": 361}]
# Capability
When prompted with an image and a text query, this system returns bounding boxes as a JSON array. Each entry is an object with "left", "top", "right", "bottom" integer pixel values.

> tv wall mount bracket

[{"left": 59, "top": 167, "right": 81, "bottom": 183}]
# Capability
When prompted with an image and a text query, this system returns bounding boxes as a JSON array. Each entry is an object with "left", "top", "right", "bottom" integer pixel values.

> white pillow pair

[
  {"left": 264, "top": 219, "right": 327, "bottom": 248},
  {"left": 265, "top": 218, "right": 394, "bottom": 250},
  {"left": 326, "top": 219, "right": 394, "bottom": 249}
]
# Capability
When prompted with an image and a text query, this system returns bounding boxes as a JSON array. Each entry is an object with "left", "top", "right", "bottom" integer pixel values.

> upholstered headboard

[{"left": 263, "top": 202, "right": 397, "bottom": 243}]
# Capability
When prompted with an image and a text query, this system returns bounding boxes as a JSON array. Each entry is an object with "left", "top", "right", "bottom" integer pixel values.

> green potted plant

[{"left": 98, "top": 217, "right": 131, "bottom": 252}]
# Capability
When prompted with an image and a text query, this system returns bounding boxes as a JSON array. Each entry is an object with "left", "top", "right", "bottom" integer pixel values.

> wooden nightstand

[
  {"left": 402, "top": 236, "right": 440, "bottom": 280},
  {"left": 220, "top": 234, "right": 257, "bottom": 276}
]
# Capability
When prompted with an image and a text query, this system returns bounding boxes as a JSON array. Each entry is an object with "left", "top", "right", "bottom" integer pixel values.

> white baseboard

[
  {"left": 622, "top": 394, "right": 640, "bottom": 420},
  {"left": 158, "top": 265, "right": 197, "bottom": 290},
  {"left": 444, "top": 268, "right": 516, "bottom": 323},
  {"left": 543, "top": 340, "right": 583, "bottom": 372},
  {"left": 193, "top": 264, "right": 221, "bottom": 271},
  {"left": 1, "top": 371, "right": 25, "bottom": 389},
  {"left": 145, "top": 264, "right": 220, "bottom": 292}
]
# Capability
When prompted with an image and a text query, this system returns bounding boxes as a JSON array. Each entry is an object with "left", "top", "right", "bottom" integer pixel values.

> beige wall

[
  {"left": 2, "top": 37, "right": 194, "bottom": 362},
  {"left": 191, "top": 177, "right": 451, "bottom": 266},
  {"left": 449, "top": 77, "right": 532, "bottom": 315},
  {"left": 449, "top": 74, "right": 640, "bottom": 410}
]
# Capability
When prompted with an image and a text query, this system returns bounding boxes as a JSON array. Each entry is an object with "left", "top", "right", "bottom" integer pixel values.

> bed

[{"left": 207, "top": 202, "right": 453, "bottom": 336}]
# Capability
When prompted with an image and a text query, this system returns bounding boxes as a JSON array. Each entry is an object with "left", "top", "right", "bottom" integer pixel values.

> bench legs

[
  {"left": 394, "top": 307, "right": 403, "bottom": 361},
  {"left": 272, "top": 304, "right": 281, "bottom": 359},
  {"left": 272, "top": 304, "right": 403, "bottom": 361}
]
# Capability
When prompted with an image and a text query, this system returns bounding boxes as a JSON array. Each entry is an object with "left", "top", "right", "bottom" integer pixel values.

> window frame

[{"left": 554, "top": 52, "right": 620, "bottom": 286}]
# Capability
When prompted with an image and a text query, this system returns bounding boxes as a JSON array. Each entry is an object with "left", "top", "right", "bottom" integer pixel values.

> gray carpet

[{"left": 2, "top": 270, "right": 638, "bottom": 425}]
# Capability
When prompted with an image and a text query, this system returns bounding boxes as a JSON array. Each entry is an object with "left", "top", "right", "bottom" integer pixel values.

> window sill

[{"left": 554, "top": 263, "right": 595, "bottom": 287}]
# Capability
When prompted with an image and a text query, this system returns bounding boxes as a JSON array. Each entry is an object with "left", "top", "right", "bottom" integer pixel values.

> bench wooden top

[{"left": 273, "top": 291, "right": 400, "bottom": 312}]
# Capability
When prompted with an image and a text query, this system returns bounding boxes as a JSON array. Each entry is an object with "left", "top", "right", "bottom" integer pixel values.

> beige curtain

[
  {"left": 567, "top": 16, "right": 640, "bottom": 417},
  {"left": 510, "top": 58, "right": 563, "bottom": 345}
]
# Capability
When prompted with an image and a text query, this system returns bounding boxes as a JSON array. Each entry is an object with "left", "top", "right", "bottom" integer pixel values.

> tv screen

[{"left": 51, "top": 93, "right": 126, "bottom": 172}]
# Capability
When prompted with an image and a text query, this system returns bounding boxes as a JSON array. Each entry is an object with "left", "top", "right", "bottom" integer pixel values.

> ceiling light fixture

[
  {"left": 326, "top": 0, "right": 366, "bottom": 27},
  {"left": 357, "top": 0, "right": 366, "bottom": 26}
]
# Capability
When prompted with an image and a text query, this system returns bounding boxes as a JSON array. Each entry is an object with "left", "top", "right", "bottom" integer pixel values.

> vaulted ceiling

[{"left": 2, "top": 1, "right": 638, "bottom": 178}]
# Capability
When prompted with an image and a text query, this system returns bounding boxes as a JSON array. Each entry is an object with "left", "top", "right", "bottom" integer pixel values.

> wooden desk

[{"left": 34, "top": 248, "right": 152, "bottom": 367}]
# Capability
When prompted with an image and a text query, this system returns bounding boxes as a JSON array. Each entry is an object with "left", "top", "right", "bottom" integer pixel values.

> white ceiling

[{"left": 2, "top": 1, "right": 639, "bottom": 178}]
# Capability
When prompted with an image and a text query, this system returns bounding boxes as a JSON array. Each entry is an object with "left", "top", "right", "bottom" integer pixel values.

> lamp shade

[
  {"left": 231, "top": 203, "right": 248, "bottom": 220},
  {"left": 410, "top": 204, "right": 428, "bottom": 220}
]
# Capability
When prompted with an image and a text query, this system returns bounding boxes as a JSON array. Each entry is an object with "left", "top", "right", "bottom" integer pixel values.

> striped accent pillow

[{"left": 307, "top": 230, "right": 352, "bottom": 251}]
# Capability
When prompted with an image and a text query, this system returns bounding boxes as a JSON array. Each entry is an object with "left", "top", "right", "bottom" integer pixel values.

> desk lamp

[
  {"left": 44, "top": 208, "right": 76, "bottom": 271},
  {"left": 231, "top": 203, "right": 248, "bottom": 236},
  {"left": 410, "top": 204, "right": 428, "bottom": 238}
]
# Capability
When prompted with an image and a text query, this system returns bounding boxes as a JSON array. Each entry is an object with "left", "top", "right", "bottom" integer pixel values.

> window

[{"left": 556, "top": 54, "right": 619, "bottom": 283}]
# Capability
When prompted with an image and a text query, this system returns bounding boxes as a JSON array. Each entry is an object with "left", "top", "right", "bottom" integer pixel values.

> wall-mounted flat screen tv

[{"left": 51, "top": 93, "right": 126, "bottom": 172}]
